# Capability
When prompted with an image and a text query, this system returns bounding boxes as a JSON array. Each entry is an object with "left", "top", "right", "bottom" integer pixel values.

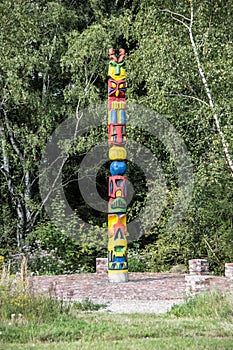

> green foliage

[
  {"left": 9, "top": 247, "right": 67, "bottom": 276},
  {"left": 0, "top": 280, "right": 106, "bottom": 343},
  {"left": 169, "top": 291, "right": 233, "bottom": 320},
  {"left": 23, "top": 221, "right": 105, "bottom": 274},
  {"left": 73, "top": 298, "right": 107, "bottom": 311},
  {"left": 0, "top": 281, "right": 106, "bottom": 323},
  {"left": 3, "top": 220, "right": 107, "bottom": 275},
  {"left": 128, "top": 243, "right": 149, "bottom": 272},
  {"left": 0, "top": 281, "right": 72, "bottom": 322},
  {"left": 0, "top": 204, "right": 18, "bottom": 257}
]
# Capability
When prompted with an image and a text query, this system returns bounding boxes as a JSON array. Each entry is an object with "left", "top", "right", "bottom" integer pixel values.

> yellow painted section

[
  {"left": 109, "top": 146, "right": 127, "bottom": 160},
  {"left": 108, "top": 239, "right": 126, "bottom": 249},
  {"left": 108, "top": 269, "right": 128, "bottom": 274},
  {"left": 108, "top": 111, "right": 111, "bottom": 124},
  {"left": 108, "top": 237, "right": 127, "bottom": 250},
  {"left": 108, "top": 66, "right": 126, "bottom": 81},
  {"left": 108, "top": 214, "right": 127, "bottom": 239},
  {"left": 116, "top": 190, "right": 122, "bottom": 197},
  {"left": 121, "top": 215, "right": 126, "bottom": 226},
  {"left": 111, "top": 101, "right": 126, "bottom": 110},
  {"left": 108, "top": 214, "right": 126, "bottom": 229},
  {"left": 108, "top": 214, "right": 118, "bottom": 229}
]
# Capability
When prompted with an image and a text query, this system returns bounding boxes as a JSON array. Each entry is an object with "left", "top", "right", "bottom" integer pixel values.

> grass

[
  {"left": 168, "top": 290, "right": 233, "bottom": 319},
  {"left": 1, "top": 277, "right": 233, "bottom": 349},
  {"left": 1, "top": 315, "right": 233, "bottom": 350}
]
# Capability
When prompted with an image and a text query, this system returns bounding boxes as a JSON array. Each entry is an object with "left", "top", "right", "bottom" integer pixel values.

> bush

[
  {"left": 21, "top": 221, "right": 106, "bottom": 274},
  {"left": 128, "top": 248, "right": 149, "bottom": 272},
  {"left": 8, "top": 242, "right": 71, "bottom": 276}
]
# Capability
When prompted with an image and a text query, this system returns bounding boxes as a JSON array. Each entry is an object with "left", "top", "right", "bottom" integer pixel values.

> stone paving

[{"left": 27, "top": 272, "right": 233, "bottom": 303}]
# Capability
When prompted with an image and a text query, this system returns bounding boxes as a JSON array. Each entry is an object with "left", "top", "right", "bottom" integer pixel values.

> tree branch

[
  {"left": 168, "top": 93, "right": 209, "bottom": 106},
  {"left": 161, "top": 9, "right": 190, "bottom": 30},
  {"left": 161, "top": 8, "right": 191, "bottom": 22}
]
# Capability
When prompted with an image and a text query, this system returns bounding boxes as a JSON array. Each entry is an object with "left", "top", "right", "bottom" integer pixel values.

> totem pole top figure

[{"left": 108, "top": 48, "right": 126, "bottom": 80}]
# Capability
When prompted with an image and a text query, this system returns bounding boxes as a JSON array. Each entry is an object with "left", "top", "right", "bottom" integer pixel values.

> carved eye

[
  {"left": 119, "top": 83, "right": 124, "bottom": 88},
  {"left": 112, "top": 82, "right": 117, "bottom": 88}
]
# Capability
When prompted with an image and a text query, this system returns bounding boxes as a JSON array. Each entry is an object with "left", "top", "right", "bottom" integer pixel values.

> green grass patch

[
  {"left": 168, "top": 290, "right": 233, "bottom": 319},
  {"left": 1, "top": 337, "right": 233, "bottom": 350}
]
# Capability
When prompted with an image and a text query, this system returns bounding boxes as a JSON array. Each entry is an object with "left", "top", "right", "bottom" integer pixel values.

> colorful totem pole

[{"left": 108, "top": 48, "right": 128, "bottom": 283}]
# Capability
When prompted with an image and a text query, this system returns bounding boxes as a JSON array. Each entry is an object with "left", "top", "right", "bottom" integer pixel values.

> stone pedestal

[
  {"left": 185, "top": 275, "right": 210, "bottom": 295},
  {"left": 96, "top": 258, "right": 108, "bottom": 274},
  {"left": 108, "top": 272, "right": 128, "bottom": 283},
  {"left": 188, "top": 259, "right": 209, "bottom": 275},
  {"left": 225, "top": 263, "right": 233, "bottom": 279}
]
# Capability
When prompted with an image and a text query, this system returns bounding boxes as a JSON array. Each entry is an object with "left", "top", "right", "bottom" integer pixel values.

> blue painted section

[
  {"left": 110, "top": 180, "right": 113, "bottom": 194},
  {"left": 114, "top": 228, "right": 124, "bottom": 240},
  {"left": 110, "top": 110, "right": 117, "bottom": 123},
  {"left": 110, "top": 161, "right": 127, "bottom": 176},
  {"left": 113, "top": 256, "right": 126, "bottom": 263},
  {"left": 120, "top": 110, "right": 126, "bottom": 123}
]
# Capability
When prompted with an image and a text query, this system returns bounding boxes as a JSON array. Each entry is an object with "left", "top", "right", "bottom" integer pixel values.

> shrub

[
  {"left": 19, "top": 221, "right": 106, "bottom": 274},
  {"left": 128, "top": 248, "right": 149, "bottom": 272}
]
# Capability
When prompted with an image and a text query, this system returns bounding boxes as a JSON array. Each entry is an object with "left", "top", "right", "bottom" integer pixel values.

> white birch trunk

[{"left": 162, "top": 2, "right": 233, "bottom": 177}]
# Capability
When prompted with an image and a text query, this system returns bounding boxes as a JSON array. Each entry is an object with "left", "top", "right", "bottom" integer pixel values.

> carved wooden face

[
  {"left": 108, "top": 79, "right": 126, "bottom": 98},
  {"left": 108, "top": 60, "right": 126, "bottom": 80}
]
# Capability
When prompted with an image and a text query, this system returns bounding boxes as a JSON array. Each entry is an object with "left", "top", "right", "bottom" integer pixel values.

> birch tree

[
  {"left": 123, "top": 0, "right": 233, "bottom": 271},
  {"left": 162, "top": 0, "right": 233, "bottom": 177},
  {"left": 0, "top": 0, "right": 78, "bottom": 248},
  {"left": 0, "top": 0, "right": 121, "bottom": 250}
]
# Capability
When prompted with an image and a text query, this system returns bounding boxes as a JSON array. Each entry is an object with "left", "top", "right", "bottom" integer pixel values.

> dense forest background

[{"left": 1, "top": 0, "right": 233, "bottom": 275}]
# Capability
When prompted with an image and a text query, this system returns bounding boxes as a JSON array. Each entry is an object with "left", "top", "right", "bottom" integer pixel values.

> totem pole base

[{"left": 108, "top": 271, "right": 128, "bottom": 283}]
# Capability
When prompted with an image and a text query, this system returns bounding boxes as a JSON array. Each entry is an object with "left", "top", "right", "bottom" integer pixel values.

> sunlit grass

[{"left": 168, "top": 290, "right": 233, "bottom": 319}]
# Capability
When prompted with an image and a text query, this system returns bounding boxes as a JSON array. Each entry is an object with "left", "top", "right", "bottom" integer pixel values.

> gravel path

[{"left": 98, "top": 299, "right": 184, "bottom": 314}]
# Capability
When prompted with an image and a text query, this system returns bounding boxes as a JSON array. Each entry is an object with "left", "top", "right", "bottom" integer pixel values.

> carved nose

[{"left": 115, "top": 90, "right": 119, "bottom": 97}]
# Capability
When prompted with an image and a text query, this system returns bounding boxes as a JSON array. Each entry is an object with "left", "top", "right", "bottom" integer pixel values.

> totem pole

[{"left": 107, "top": 48, "right": 128, "bottom": 283}]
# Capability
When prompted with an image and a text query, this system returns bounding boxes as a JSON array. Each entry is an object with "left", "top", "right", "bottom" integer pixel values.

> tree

[
  {"left": 124, "top": 0, "right": 233, "bottom": 271},
  {"left": 0, "top": 0, "right": 78, "bottom": 247},
  {"left": 162, "top": 0, "right": 233, "bottom": 177}
]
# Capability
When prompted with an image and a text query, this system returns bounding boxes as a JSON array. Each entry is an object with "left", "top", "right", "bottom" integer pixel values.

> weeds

[
  {"left": 0, "top": 258, "right": 107, "bottom": 340},
  {"left": 168, "top": 291, "right": 233, "bottom": 319},
  {"left": 0, "top": 274, "right": 107, "bottom": 343},
  {"left": 73, "top": 298, "right": 107, "bottom": 311},
  {"left": 0, "top": 280, "right": 106, "bottom": 322}
]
